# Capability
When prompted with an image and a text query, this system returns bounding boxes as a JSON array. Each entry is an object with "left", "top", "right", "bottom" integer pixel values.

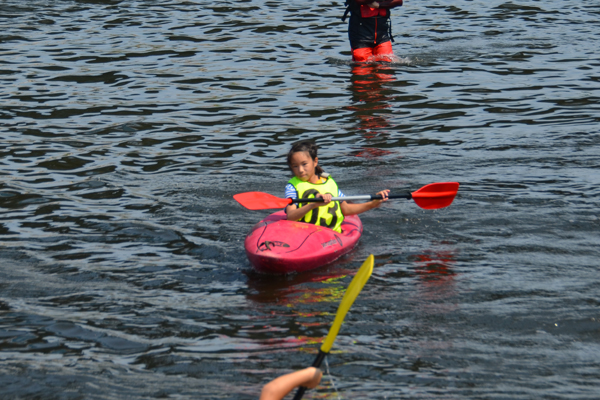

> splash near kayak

[{"left": 244, "top": 211, "right": 363, "bottom": 274}]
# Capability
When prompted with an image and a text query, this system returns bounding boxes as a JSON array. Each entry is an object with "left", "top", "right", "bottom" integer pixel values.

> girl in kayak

[
  {"left": 285, "top": 140, "right": 389, "bottom": 232},
  {"left": 343, "top": 0, "right": 404, "bottom": 62},
  {"left": 259, "top": 367, "right": 322, "bottom": 400}
]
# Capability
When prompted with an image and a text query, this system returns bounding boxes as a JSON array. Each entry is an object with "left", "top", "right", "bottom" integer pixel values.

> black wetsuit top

[{"left": 346, "top": 0, "right": 393, "bottom": 49}]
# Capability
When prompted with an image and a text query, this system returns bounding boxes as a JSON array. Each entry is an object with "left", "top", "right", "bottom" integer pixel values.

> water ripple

[{"left": 1, "top": 0, "right": 600, "bottom": 399}]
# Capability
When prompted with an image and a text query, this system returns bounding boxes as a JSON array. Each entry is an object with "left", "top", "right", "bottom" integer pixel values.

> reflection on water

[
  {"left": 349, "top": 63, "right": 398, "bottom": 159},
  {"left": 245, "top": 262, "right": 361, "bottom": 358},
  {"left": 409, "top": 249, "right": 458, "bottom": 356},
  {"left": 412, "top": 250, "right": 456, "bottom": 285}
]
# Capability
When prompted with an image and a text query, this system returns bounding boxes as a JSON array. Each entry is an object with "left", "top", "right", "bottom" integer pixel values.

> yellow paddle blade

[{"left": 320, "top": 254, "right": 374, "bottom": 354}]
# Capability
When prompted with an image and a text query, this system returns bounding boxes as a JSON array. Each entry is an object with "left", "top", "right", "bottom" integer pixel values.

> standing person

[
  {"left": 285, "top": 140, "right": 389, "bottom": 233},
  {"left": 343, "top": 0, "right": 404, "bottom": 62}
]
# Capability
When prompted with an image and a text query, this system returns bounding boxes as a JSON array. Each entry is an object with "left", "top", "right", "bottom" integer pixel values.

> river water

[{"left": 1, "top": 0, "right": 599, "bottom": 399}]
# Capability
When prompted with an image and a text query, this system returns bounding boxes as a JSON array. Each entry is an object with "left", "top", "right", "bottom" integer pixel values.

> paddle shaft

[{"left": 290, "top": 192, "right": 411, "bottom": 204}]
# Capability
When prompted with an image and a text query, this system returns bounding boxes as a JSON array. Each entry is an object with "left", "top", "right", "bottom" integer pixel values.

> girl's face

[{"left": 289, "top": 151, "right": 318, "bottom": 183}]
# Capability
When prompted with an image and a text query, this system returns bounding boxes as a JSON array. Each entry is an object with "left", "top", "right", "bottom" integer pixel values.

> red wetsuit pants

[{"left": 352, "top": 41, "right": 393, "bottom": 62}]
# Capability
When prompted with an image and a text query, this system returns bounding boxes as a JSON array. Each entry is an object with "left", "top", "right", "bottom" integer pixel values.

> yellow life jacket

[{"left": 288, "top": 174, "right": 345, "bottom": 233}]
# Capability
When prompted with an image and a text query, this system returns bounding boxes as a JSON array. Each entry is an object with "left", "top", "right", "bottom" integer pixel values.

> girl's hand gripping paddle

[{"left": 292, "top": 254, "right": 374, "bottom": 400}]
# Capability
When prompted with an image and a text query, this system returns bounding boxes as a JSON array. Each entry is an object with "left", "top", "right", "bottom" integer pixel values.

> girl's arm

[
  {"left": 259, "top": 367, "right": 322, "bottom": 400},
  {"left": 285, "top": 193, "right": 333, "bottom": 221},
  {"left": 340, "top": 189, "right": 390, "bottom": 216}
]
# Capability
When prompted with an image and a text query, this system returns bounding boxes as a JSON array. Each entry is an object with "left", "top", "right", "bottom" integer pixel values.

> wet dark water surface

[{"left": 2, "top": 0, "right": 600, "bottom": 399}]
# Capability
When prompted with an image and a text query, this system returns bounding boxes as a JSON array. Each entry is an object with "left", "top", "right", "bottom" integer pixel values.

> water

[{"left": 1, "top": 0, "right": 599, "bottom": 398}]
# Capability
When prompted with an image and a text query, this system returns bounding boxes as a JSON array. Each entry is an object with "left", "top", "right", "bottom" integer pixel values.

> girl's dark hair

[{"left": 287, "top": 140, "right": 324, "bottom": 176}]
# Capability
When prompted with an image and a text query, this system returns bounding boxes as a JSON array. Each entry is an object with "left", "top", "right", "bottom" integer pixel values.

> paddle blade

[
  {"left": 233, "top": 192, "right": 291, "bottom": 210},
  {"left": 320, "top": 254, "right": 374, "bottom": 354},
  {"left": 411, "top": 182, "right": 459, "bottom": 210}
]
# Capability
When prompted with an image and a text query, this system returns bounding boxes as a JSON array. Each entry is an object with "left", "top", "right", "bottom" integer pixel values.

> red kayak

[{"left": 244, "top": 211, "right": 363, "bottom": 274}]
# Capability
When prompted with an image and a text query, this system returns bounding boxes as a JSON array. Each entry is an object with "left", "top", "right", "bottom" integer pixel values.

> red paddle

[{"left": 233, "top": 182, "right": 459, "bottom": 211}]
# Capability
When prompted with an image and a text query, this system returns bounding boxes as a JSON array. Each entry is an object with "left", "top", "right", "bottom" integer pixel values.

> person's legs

[
  {"left": 352, "top": 41, "right": 393, "bottom": 63},
  {"left": 373, "top": 41, "right": 393, "bottom": 62},
  {"left": 352, "top": 46, "right": 374, "bottom": 62}
]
